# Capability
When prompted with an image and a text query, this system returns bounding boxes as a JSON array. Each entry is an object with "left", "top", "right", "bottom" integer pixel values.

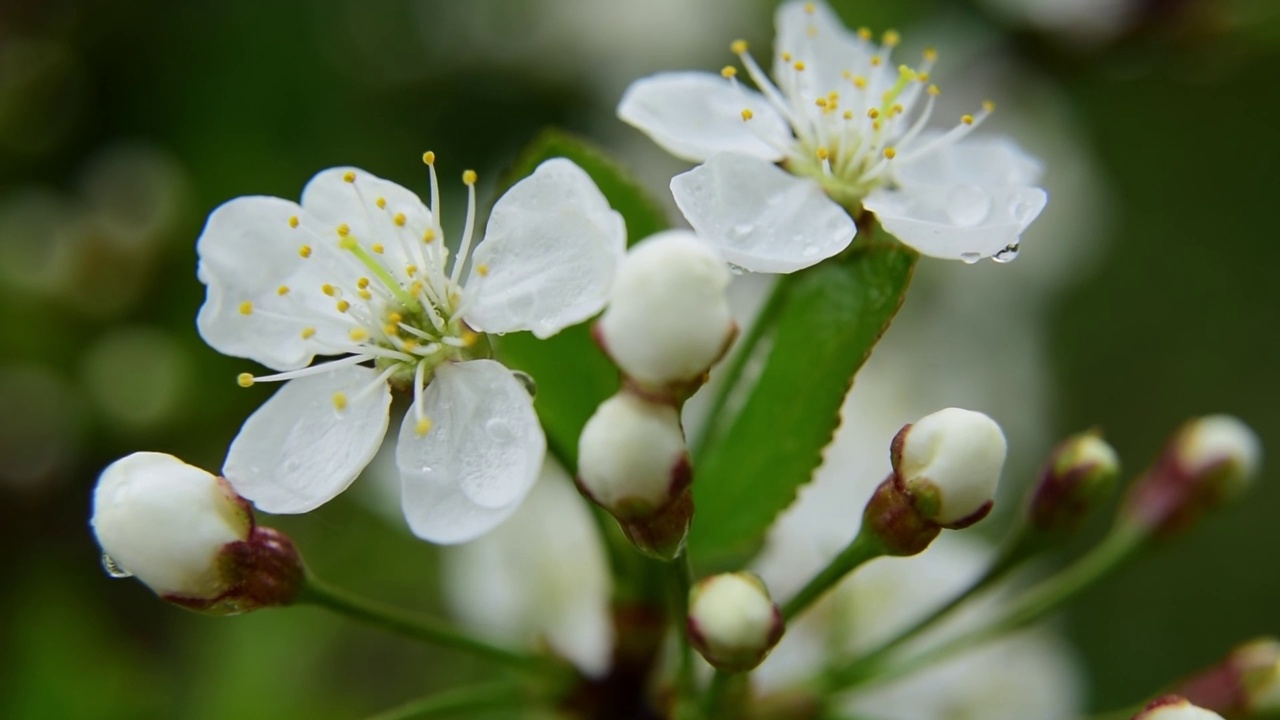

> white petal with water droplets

[
  {"left": 618, "top": 72, "right": 791, "bottom": 163},
  {"left": 397, "top": 359, "right": 545, "bottom": 544},
  {"left": 196, "top": 196, "right": 356, "bottom": 372},
  {"left": 671, "top": 154, "right": 856, "bottom": 273},
  {"left": 772, "top": 0, "right": 887, "bottom": 104},
  {"left": 464, "top": 159, "right": 625, "bottom": 339},
  {"left": 223, "top": 364, "right": 391, "bottom": 514},
  {"left": 865, "top": 183, "right": 1046, "bottom": 261}
]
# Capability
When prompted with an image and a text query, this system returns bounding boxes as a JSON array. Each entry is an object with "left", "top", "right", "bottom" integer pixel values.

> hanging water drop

[
  {"left": 960, "top": 252, "right": 981, "bottom": 265},
  {"left": 993, "top": 244, "right": 1020, "bottom": 264},
  {"left": 101, "top": 553, "right": 132, "bottom": 578}
]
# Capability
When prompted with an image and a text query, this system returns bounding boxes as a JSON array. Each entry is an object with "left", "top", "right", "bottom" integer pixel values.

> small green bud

[{"left": 1027, "top": 431, "right": 1120, "bottom": 535}]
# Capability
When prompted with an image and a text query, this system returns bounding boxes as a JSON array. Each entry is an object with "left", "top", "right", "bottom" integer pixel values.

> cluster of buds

[
  {"left": 578, "top": 231, "right": 737, "bottom": 560},
  {"left": 1173, "top": 637, "right": 1280, "bottom": 718},
  {"left": 1134, "top": 696, "right": 1228, "bottom": 720},
  {"left": 1120, "top": 415, "right": 1262, "bottom": 536},
  {"left": 91, "top": 452, "right": 304, "bottom": 614},
  {"left": 862, "top": 408, "right": 1008, "bottom": 555},
  {"left": 687, "top": 572, "right": 784, "bottom": 672}
]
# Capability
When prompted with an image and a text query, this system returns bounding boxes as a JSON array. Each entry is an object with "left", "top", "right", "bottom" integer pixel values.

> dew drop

[
  {"left": 959, "top": 252, "right": 981, "bottom": 265},
  {"left": 945, "top": 184, "right": 991, "bottom": 227},
  {"left": 101, "top": 553, "right": 132, "bottom": 578},
  {"left": 993, "top": 244, "right": 1020, "bottom": 264},
  {"left": 1009, "top": 198, "right": 1037, "bottom": 223},
  {"left": 731, "top": 222, "right": 755, "bottom": 238},
  {"left": 485, "top": 418, "right": 515, "bottom": 443},
  {"left": 726, "top": 263, "right": 748, "bottom": 275},
  {"left": 801, "top": 242, "right": 819, "bottom": 257},
  {"left": 511, "top": 370, "right": 537, "bottom": 399}
]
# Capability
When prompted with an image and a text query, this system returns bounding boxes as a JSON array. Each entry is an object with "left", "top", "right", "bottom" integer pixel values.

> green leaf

[
  {"left": 687, "top": 244, "right": 918, "bottom": 570},
  {"left": 491, "top": 129, "right": 668, "bottom": 469}
]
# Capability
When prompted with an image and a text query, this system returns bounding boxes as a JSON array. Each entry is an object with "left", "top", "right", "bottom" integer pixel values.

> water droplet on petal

[
  {"left": 1009, "top": 198, "right": 1037, "bottom": 223},
  {"left": 726, "top": 263, "right": 748, "bottom": 275},
  {"left": 511, "top": 370, "right": 537, "bottom": 399},
  {"left": 801, "top": 242, "right": 819, "bottom": 257},
  {"left": 993, "top": 244, "right": 1020, "bottom": 264},
  {"left": 101, "top": 553, "right": 132, "bottom": 578},
  {"left": 959, "top": 252, "right": 981, "bottom": 265},
  {"left": 945, "top": 184, "right": 991, "bottom": 227},
  {"left": 731, "top": 222, "right": 755, "bottom": 238},
  {"left": 485, "top": 418, "right": 515, "bottom": 444}
]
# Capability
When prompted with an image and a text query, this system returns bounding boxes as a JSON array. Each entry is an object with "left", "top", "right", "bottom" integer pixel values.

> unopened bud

[
  {"left": 1133, "top": 696, "right": 1225, "bottom": 720},
  {"left": 892, "top": 408, "right": 1005, "bottom": 529},
  {"left": 1175, "top": 637, "right": 1280, "bottom": 716},
  {"left": 577, "top": 392, "right": 692, "bottom": 560},
  {"left": 92, "top": 452, "right": 304, "bottom": 614},
  {"left": 1027, "top": 431, "right": 1120, "bottom": 534},
  {"left": 595, "top": 231, "right": 736, "bottom": 396},
  {"left": 1122, "top": 415, "right": 1261, "bottom": 534},
  {"left": 687, "top": 572, "right": 784, "bottom": 672}
]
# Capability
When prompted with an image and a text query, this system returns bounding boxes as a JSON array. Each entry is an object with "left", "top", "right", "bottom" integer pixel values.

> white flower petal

[
  {"left": 895, "top": 135, "right": 1045, "bottom": 189},
  {"left": 397, "top": 359, "right": 545, "bottom": 544},
  {"left": 223, "top": 364, "right": 391, "bottom": 514},
  {"left": 301, "top": 166, "right": 434, "bottom": 272},
  {"left": 864, "top": 183, "right": 1047, "bottom": 261},
  {"left": 772, "top": 1, "right": 885, "bottom": 103},
  {"left": 464, "top": 159, "right": 625, "bottom": 339},
  {"left": 617, "top": 72, "right": 791, "bottom": 163},
  {"left": 195, "top": 196, "right": 355, "bottom": 371},
  {"left": 671, "top": 154, "right": 856, "bottom": 273}
]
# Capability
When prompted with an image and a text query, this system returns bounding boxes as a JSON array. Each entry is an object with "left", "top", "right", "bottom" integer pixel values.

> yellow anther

[
  {"left": 322, "top": 284, "right": 337, "bottom": 296},
  {"left": 883, "top": 30, "right": 900, "bottom": 47},
  {"left": 858, "top": 27, "right": 872, "bottom": 41},
  {"left": 288, "top": 215, "right": 300, "bottom": 228},
  {"left": 358, "top": 288, "right": 372, "bottom": 300},
  {"left": 388, "top": 312, "right": 403, "bottom": 324},
  {"left": 918, "top": 72, "right": 930, "bottom": 82},
  {"left": 411, "top": 281, "right": 424, "bottom": 296},
  {"left": 983, "top": 100, "right": 996, "bottom": 113},
  {"left": 422, "top": 228, "right": 436, "bottom": 243},
  {"left": 815, "top": 97, "right": 829, "bottom": 109},
  {"left": 237, "top": 373, "right": 255, "bottom": 388},
  {"left": 884, "top": 147, "right": 897, "bottom": 159},
  {"left": 741, "top": 108, "right": 754, "bottom": 121},
  {"left": 337, "top": 223, "right": 351, "bottom": 237},
  {"left": 892, "top": 103, "right": 904, "bottom": 116},
  {"left": 415, "top": 417, "right": 432, "bottom": 436},
  {"left": 332, "top": 392, "right": 348, "bottom": 411},
  {"left": 336, "top": 300, "right": 350, "bottom": 313},
  {"left": 462, "top": 170, "right": 477, "bottom": 186},
  {"left": 349, "top": 327, "right": 369, "bottom": 342},
  {"left": 843, "top": 110, "right": 854, "bottom": 120},
  {"left": 376, "top": 197, "right": 387, "bottom": 209},
  {"left": 828, "top": 91, "right": 840, "bottom": 101},
  {"left": 961, "top": 113, "right": 975, "bottom": 125},
  {"left": 384, "top": 323, "right": 399, "bottom": 336},
  {"left": 730, "top": 39, "right": 748, "bottom": 54},
  {"left": 342, "top": 171, "right": 356, "bottom": 183},
  {"left": 928, "top": 84, "right": 941, "bottom": 96},
  {"left": 871, "top": 55, "right": 882, "bottom": 67},
  {"left": 238, "top": 301, "right": 253, "bottom": 315},
  {"left": 853, "top": 75, "right": 868, "bottom": 90},
  {"left": 357, "top": 277, "right": 370, "bottom": 289},
  {"left": 423, "top": 151, "right": 436, "bottom": 165},
  {"left": 794, "top": 61, "right": 806, "bottom": 71},
  {"left": 804, "top": 2, "right": 815, "bottom": 13},
  {"left": 781, "top": 51, "right": 792, "bottom": 62},
  {"left": 462, "top": 330, "right": 479, "bottom": 347},
  {"left": 923, "top": 47, "right": 938, "bottom": 62},
  {"left": 371, "top": 243, "right": 384, "bottom": 254},
  {"left": 402, "top": 339, "right": 418, "bottom": 352},
  {"left": 394, "top": 212, "right": 406, "bottom": 226},
  {"left": 873, "top": 120, "right": 883, "bottom": 131},
  {"left": 477, "top": 263, "right": 490, "bottom": 276},
  {"left": 867, "top": 108, "right": 880, "bottom": 119},
  {"left": 299, "top": 245, "right": 312, "bottom": 258},
  {"left": 301, "top": 327, "right": 316, "bottom": 339},
  {"left": 816, "top": 147, "right": 830, "bottom": 161},
  {"left": 277, "top": 285, "right": 289, "bottom": 296},
  {"left": 721, "top": 66, "right": 737, "bottom": 79},
  {"left": 406, "top": 264, "right": 418, "bottom": 276}
]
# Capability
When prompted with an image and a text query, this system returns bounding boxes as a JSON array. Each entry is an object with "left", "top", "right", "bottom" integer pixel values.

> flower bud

[
  {"left": 1027, "top": 431, "right": 1120, "bottom": 535},
  {"left": 1122, "top": 415, "right": 1261, "bottom": 534},
  {"left": 1174, "top": 637, "right": 1280, "bottom": 717},
  {"left": 92, "top": 452, "right": 304, "bottom": 614},
  {"left": 687, "top": 572, "right": 784, "bottom": 672},
  {"left": 891, "top": 408, "right": 1006, "bottom": 529},
  {"left": 577, "top": 392, "right": 692, "bottom": 560},
  {"left": 1132, "top": 696, "right": 1225, "bottom": 720},
  {"left": 595, "top": 230, "right": 736, "bottom": 395}
]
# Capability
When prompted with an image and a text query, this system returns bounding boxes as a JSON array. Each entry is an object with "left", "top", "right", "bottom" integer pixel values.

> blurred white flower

[
  {"left": 619, "top": 1, "right": 1047, "bottom": 265},
  {"left": 198, "top": 158, "right": 625, "bottom": 543},
  {"left": 442, "top": 462, "right": 615, "bottom": 677},
  {"left": 979, "top": 0, "right": 1143, "bottom": 44}
]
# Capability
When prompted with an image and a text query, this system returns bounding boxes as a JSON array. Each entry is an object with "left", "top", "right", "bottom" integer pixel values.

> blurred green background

[{"left": 1, "top": 0, "right": 1277, "bottom": 717}]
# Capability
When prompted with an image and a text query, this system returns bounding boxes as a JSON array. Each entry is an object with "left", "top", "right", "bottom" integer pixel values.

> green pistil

[{"left": 339, "top": 237, "right": 423, "bottom": 314}]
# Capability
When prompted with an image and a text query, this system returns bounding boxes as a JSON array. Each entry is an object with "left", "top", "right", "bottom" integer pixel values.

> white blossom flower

[
  {"left": 196, "top": 156, "right": 625, "bottom": 543},
  {"left": 617, "top": 0, "right": 1047, "bottom": 265}
]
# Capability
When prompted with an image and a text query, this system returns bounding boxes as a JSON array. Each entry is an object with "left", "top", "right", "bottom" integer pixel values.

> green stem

[
  {"left": 692, "top": 274, "right": 794, "bottom": 460},
  {"left": 832, "top": 523, "right": 1148, "bottom": 690},
  {"left": 299, "top": 572, "right": 571, "bottom": 682},
  {"left": 703, "top": 670, "right": 743, "bottom": 719},
  {"left": 782, "top": 529, "right": 885, "bottom": 621},
  {"left": 362, "top": 683, "right": 524, "bottom": 720},
  {"left": 668, "top": 552, "right": 699, "bottom": 716}
]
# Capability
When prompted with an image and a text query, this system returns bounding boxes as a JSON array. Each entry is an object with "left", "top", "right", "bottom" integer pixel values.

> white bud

[
  {"left": 894, "top": 408, "right": 1006, "bottom": 528},
  {"left": 687, "top": 572, "right": 783, "bottom": 671},
  {"left": 596, "top": 230, "right": 734, "bottom": 388},
  {"left": 1177, "top": 414, "right": 1262, "bottom": 489},
  {"left": 92, "top": 452, "right": 251, "bottom": 600},
  {"left": 577, "top": 392, "right": 689, "bottom": 515},
  {"left": 1133, "top": 697, "right": 1224, "bottom": 720}
]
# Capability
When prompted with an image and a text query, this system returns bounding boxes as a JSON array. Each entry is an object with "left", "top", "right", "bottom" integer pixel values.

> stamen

[
  {"left": 721, "top": 66, "right": 737, "bottom": 79},
  {"left": 322, "top": 283, "right": 337, "bottom": 296},
  {"left": 413, "top": 359, "right": 428, "bottom": 429},
  {"left": 277, "top": 286, "right": 289, "bottom": 296},
  {"left": 237, "top": 373, "right": 254, "bottom": 387},
  {"left": 393, "top": 212, "right": 406, "bottom": 227},
  {"left": 239, "top": 301, "right": 253, "bottom": 315},
  {"left": 336, "top": 300, "right": 350, "bottom": 313},
  {"left": 349, "top": 327, "right": 369, "bottom": 342},
  {"left": 730, "top": 39, "right": 748, "bottom": 54},
  {"left": 884, "top": 147, "right": 897, "bottom": 159},
  {"left": 882, "top": 29, "right": 901, "bottom": 48},
  {"left": 371, "top": 243, "right": 384, "bottom": 254},
  {"left": 962, "top": 114, "right": 974, "bottom": 125},
  {"left": 741, "top": 108, "right": 754, "bottom": 121},
  {"left": 352, "top": 364, "right": 399, "bottom": 402},
  {"left": 342, "top": 171, "right": 356, "bottom": 183},
  {"left": 301, "top": 327, "right": 316, "bottom": 339},
  {"left": 476, "top": 263, "right": 489, "bottom": 277},
  {"left": 332, "top": 392, "right": 348, "bottom": 411},
  {"left": 299, "top": 245, "right": 312, "bottom": 258},
  {"left": 289, "top": 216, "right": 300, "bottom": 228},
  {"left": 415, "top": 417, "right": 432, "bottom": 436},
  {"left": 376, "top": 197, "right": 387, "bottom": 209},
  {"left": 450, "top": 170, "right": 479, "bottom": 285},
  {"left": 242, "top": 354, "right": 372, "bottom": 385}
]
